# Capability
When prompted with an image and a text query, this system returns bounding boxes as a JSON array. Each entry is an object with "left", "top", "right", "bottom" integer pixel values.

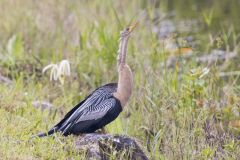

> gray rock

[
  {"left": 0, "top": 74, "right": 12, "bottom": 86},
  {"left": 32, "top": 101, "right": 54, "bottom": 110},
  {"left": 75, "top": 133, "right": 148, "bottom": 160}
]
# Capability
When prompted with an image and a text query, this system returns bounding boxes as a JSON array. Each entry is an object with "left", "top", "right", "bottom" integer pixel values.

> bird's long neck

[
  {"left": 114, "top": 64, "right": 133, "bottom": 107},
  {"left": 114, "top": 35, "right": 133, "bottom": 107}
]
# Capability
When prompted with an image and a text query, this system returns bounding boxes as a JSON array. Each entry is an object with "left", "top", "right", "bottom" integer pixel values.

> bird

[{"left": 32, "top": 21, "right": 138, "bottom": 138}]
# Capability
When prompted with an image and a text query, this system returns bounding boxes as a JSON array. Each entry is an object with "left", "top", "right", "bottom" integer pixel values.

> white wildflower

[{"left": 42, "top": 59, "right": 71, "bottom": 84}]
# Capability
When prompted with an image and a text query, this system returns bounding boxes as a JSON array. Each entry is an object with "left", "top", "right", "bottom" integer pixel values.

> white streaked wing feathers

[
  {"left": 75, "top": 98, "right": 116, "bottom": 122},
  {"left": 60, "top": 87, "right": 115, "bottom": 129}
]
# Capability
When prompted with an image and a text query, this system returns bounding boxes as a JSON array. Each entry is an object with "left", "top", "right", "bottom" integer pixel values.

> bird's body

[
  {"left": 33, "top": 22, "right": 137, "bottom": 138},
  {"left": 35, "top": 83, "right": 122, "bottom": 137}
]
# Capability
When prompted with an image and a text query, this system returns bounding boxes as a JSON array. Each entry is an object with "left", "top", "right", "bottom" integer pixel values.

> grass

[{"left": 0, "top": 0, "right": 240, "bottom": 159}]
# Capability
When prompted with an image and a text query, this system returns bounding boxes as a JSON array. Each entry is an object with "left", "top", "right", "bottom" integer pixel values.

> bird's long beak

[{"left": 128, "top": 21, "right": 139, "bottom": 33}]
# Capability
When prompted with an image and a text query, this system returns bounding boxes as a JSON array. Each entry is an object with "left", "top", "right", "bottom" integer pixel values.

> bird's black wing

[
  {"left": 53, "top": 83, "right": 117, "bottom": 127},
  {"left": 55, "top": 83, "right": 118, "bottom": 134},
  {"left": 60, "top": 98, "right": 119, "bottom": 135}
]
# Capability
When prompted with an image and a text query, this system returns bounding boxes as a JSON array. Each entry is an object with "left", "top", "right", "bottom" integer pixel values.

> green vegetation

[{"left": 0, "top": 0, "right": 240, "bottom": 159}]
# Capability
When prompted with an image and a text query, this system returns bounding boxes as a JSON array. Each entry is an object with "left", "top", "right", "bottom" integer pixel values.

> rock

[
  {"left": 0, "top": 74, "right": 12, "bottom": 86},
  {"left": 164, "top": 49, "right": 237, "bottom": 68},
  {"left": 32, "top": 101, "right": 54, "bottom": 111},
  {"left": 196, "top": 49, "right": 237, "bottom": 64},
  {"left": 75, "top": 133, "right": 148, "bottom": 160}
]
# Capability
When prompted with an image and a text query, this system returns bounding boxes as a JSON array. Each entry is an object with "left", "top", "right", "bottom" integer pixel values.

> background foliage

[{"left": 0, "top": 0, "right": 240, "bottom": 159}]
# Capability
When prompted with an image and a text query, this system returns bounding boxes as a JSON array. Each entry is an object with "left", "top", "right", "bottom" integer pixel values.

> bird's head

[{"left": 120, "top": 21, "right": 138, "bottom": 38}]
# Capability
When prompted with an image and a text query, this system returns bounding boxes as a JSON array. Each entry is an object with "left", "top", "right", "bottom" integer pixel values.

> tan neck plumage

[
  {"left": 113, "top": 64, "right": 133, "bottom": 107},
  {"left": 113, "top": 29, "right": 134, "bottom": 107}
]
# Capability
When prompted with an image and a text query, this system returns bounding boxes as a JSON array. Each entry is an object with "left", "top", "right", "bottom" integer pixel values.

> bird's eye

[{"left": 126, "top": 27, "right": 129, "bottom": 31}]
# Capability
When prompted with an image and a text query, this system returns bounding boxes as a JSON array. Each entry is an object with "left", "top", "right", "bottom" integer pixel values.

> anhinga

[{"left": 33, "top": 22, "right": 138, "bottom": 137}]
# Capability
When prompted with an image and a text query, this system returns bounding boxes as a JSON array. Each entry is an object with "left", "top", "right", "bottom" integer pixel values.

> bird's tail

[{"left": 31, "top": 126, "right": 58, "bottom": 138}]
